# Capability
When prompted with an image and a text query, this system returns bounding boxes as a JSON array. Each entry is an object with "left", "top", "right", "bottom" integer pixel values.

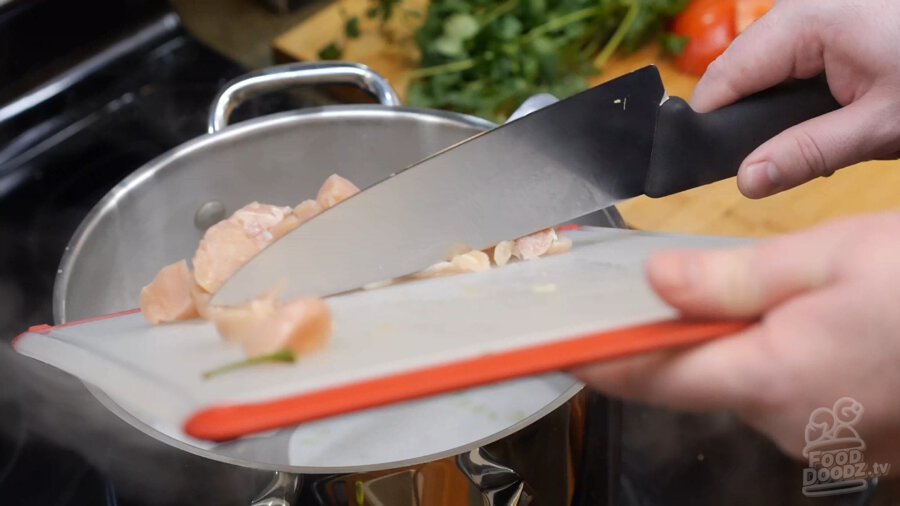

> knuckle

[
  {"left": 791, "top": 130, "right": 832, "bottom": 179},
  {"left": 864, "top": 98, "right": 900, "bottom": 156},
  {"left": 704, "top": 54, "right": 745, "bottom": 100},
  {"left": 790, "top": 35, "right": 825, "bottom": 78}
]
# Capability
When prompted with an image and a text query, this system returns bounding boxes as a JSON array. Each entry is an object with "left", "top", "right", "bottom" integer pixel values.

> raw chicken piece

[
  {"left": 412, "top": 231, "right": 566, "bottom": 280},
  {"left": 492, "top": 240, "right": 516, "bottom": 267},
  {"left": 546, "top": 234, "right": 572, "bottom": 256},
  {"left": 409, "top": 261, "right": 456, "bottom": 279},
  {"left": 413, "top": 250, "right": 492, "bottom": 279},
  {"left": 190, "top": 283, "right": 212, "bottom": 319},
  {"left": 294, "top": 199, "right": 323, "bottom": 223},
  {"left": 140, "top": 260, "right": 199, "bottom": 324},
  {"left": 316, "top": 174, "right": 360, "bottom": 209},
  {"left": 413, "top": 231, "right": 566, "bottom": 279},
  {"left": 271, "top": 213, "right": 300, "bottom": 240},
  {"left": 208, "top": 294, "right": 279, "bottom": 343},
  {"left": 192, "top": 202, "right": 293, "bottom": 293},
  {"left": 362, "top": 279, "right": 395, "bottom": 290},
  {"left": 513, "top": 229, "right": 557, "bottom": 260},
  {"left": 450, "top": 250, "right": 491, "bottom": 273},
  {"left": 231, "top": 202, "right": 294, "bottom": 241},
  {"left": 241, "top": 298, "right": 332, "bottom": 358}
]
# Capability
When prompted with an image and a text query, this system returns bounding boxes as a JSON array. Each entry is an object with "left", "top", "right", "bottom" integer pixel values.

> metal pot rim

[{"left": 53, "top": 104, "right": 494, "bottom": 324}]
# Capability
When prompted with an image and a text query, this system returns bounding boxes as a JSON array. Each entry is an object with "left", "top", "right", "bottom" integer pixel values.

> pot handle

[
  {"left": 207, "top": 62, "right": 402, "bottom": 133},
  {"left": 249, "top": 471, "right": 301, "bottom": 506},
  {"left": 457, "top": 448, "right": 530, "bottom": 506}
]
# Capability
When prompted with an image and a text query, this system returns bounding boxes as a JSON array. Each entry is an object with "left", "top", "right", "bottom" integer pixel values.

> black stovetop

[
  {"left": 0, "top": 1, "right": 282, "bottom": 504},
  {"left": 0, "top": 0, "right": 246, "bottom": 343}
]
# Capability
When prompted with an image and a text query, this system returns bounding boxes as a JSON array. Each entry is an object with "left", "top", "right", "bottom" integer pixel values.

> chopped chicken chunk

[
  {"left": 208, "top": 293, "right": 278, "bottom": 343},
  {"left": 140, "top": 260, "right": 198, "bottom": 324},
  {"left": 271, "top": 213, "right": 301, "bottom": 240},
  {"left": 190, "top": 283, "right": 212, "bottom": 319},
  {"left": 316, "top": 174, "right": 360, "bottom": 209},
  {"left": 546, "top": 234, "right": 572, "bottom": 255},
  {"left": 513, "top": 228, "right": 557, "bottom": 260},
  {"left": 450, "top": 250, "right": 491, "bottom": 273},
  {"left": 240, "top": 298, "right": 332, "bottom": 358},
  {"left": 192, "top": 202, "right": 293, "bottom": 293},
  {"left": 492, "top": 240, "right": 515, "bottom": 267},
  {"left": 410, "top": 261, "right": 456, "bottom": 279},
  {"left": 411, "top": 250, "right": 491, "bottom": 279},
  {"left": 293, "top": 199, "right": 323, "bottom": 222}
]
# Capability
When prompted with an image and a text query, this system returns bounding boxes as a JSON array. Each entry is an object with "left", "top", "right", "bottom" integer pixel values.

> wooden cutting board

[{"left": 273, "top": 2, "right": 900, "bottom": 238}]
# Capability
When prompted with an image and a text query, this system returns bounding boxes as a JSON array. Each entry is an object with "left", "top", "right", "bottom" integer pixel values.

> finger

[
  {"left": 690, "top": 3, "right": 826, "bottom": 113},
  {"left": 737, "top": 96, "right": 900, "bottom": 198},
  {"left": 646, "top": 218, "right": 860, "bottom": 318},
  {"left": 876, "top": 149, "right": 900, "bottom": 161},
  {"left": 572, "top": 324, "right": 769, "bottom": 413}
]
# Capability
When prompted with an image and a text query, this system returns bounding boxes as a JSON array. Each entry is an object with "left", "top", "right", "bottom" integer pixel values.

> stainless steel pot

[{"left": 52, "top": 63, "right": 625, "bottom": 505}]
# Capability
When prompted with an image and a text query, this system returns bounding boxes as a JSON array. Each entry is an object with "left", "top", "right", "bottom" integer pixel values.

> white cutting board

[{"left": 14, "top": 227, "right": 750, "bottom": 441}]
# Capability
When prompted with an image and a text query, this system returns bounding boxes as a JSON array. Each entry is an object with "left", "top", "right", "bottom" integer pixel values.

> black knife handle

[{"left": 644, "top": 74, "right": 840, "bottom": 197}]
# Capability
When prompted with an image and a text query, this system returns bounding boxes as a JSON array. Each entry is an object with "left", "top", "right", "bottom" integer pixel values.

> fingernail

[
  {"left": 743, "top": 161, "right": 781, "bottom": 194},
  {"left": 647, "top": 252, "right": 699, "bottom": 291}
]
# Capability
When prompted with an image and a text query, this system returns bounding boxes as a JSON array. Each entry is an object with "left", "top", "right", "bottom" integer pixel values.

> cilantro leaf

[
  {"left": 317, "top": 42, "right": 343, "bottom": 60},
  {"left": 345, "top": 16, "right": 361, "bottom": 39},
  {"left": 324, "top": 0, "right": 691, "bottom": 120}
]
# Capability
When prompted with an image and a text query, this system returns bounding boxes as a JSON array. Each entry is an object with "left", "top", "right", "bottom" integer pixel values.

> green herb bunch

[{"left": 324, "top": 0, "right": 690, "bottom": 122}]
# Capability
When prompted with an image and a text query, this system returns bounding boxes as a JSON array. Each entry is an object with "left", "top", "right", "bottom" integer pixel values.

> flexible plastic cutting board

[{"left": 15, "top": 228, "right": 750, "bottom": 442}]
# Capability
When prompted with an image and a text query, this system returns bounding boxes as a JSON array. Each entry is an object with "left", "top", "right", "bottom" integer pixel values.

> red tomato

[{"left": 672, "top": 0, "right": 737, "bottom": 76}]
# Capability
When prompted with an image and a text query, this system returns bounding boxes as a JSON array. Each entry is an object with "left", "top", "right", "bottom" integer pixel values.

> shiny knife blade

[{"left": 210, "top": 66, "right": 666, "bottom": 306}]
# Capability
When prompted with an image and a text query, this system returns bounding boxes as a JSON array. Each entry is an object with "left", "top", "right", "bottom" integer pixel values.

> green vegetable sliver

[
  {"left": 407, "top": 58, "right": 477, "bottom": 79},
  {"left": 478, "top": 0, "right": 518, "bottom": 30},
  {"left": 593, "top": 0, "right": 642, "bottom": 70},
  {"left": 203, "top": 350, "right": 296, "bottom": 380},
  {"left": 521, "top": 5, "right": 602, "bottom": 43}
]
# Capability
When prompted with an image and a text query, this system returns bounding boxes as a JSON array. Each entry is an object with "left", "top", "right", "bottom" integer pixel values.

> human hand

[
  {"left": 692, "top": 0, "right": 900, "bottom": 198},
  {"left": 573, "top": 212, "right": 900, "bottom": 465}
]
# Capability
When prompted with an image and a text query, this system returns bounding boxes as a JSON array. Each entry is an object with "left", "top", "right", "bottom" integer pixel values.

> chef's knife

[{"left": 210, "top": 65, "right": 839, "bottom": 306}]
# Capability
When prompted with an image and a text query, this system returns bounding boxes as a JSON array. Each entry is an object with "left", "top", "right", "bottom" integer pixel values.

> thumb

[
  {"left": 736, "top": 96, "right": 900, "bottom": 198},
  {"left": 646, "top": 218, "right": 859, "bottom": 318}
]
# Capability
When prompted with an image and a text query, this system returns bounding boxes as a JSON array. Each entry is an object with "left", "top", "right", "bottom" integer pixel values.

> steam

[
  {"left": 618, "top": 402, "right": 803, "bottom": 504},
  {"left": 0, "top": 345, "right": 270, "bottom": 504}
]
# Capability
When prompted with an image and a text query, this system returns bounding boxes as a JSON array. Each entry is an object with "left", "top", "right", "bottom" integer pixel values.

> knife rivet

[{"left": 195, "top": 200, "right": 226, "bottom": 231}]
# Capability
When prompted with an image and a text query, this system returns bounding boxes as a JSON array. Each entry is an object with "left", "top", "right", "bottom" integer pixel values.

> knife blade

[{"left": 210, "top": 65, "right": 839, "bottom": 306}]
